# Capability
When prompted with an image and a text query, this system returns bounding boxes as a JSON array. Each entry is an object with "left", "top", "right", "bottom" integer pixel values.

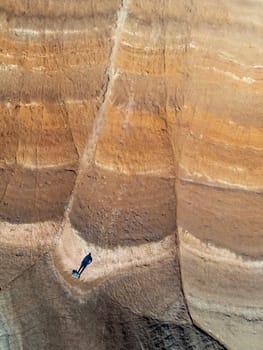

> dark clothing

[
  {"left": 77, "top": 253, "right": 92, "bottom": 275},
  {"left": 81, "top": 254, "right": 92, "bottom": 267}
]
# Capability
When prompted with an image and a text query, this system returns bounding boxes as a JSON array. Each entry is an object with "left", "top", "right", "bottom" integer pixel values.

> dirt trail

[
  {"left": 80, "top": 0, "right": 129, "bottom": 168},
  {"left": 54, "top": 0, "right": 130, "bottom": 249},
  {"left": 50, "top": 0, "right": 177, "bottom": 294},
  {"left": 52, "top": 222, "right": 176, "bottom": 292}
]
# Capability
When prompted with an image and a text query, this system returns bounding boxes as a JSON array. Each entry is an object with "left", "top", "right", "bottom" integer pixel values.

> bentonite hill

[{"left": 0, "top": 1, "right": 262, "bottom": 349}]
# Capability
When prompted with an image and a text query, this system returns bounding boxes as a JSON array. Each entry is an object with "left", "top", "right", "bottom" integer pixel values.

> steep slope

[{"left": 0, "top": 1, "right": 262, "bottom": 350}]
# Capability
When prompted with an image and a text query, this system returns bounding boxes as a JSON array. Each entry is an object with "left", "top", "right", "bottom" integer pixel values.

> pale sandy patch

[
  {"left": 179, "top": 227, "right": 263, "bottom": 269},
  {"left": 54, "top": 221, "right": 176, "bottom": 285}
]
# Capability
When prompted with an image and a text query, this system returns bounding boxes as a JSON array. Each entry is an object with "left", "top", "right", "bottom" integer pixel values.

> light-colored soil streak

[
  {"left": 51, "top": 0, "right": 145, "bottom": 293},
  {"left": 54, "top": 0, "right": 130, "bottom": 242},
  {"left": 53, "top": 222, "right": 176, "bottom": 293},
  {"left": 179, "top": 227, "right": 263, "bottom": 350}
]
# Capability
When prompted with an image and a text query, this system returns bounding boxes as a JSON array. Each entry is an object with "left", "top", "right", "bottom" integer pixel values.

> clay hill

[{"left": 0, "top": 1, "right": 262, "bottom": 349}]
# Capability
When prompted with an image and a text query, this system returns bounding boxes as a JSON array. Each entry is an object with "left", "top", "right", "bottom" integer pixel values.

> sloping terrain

[{"left": 0, "top": 1, "right": 262, "bottom": 349}]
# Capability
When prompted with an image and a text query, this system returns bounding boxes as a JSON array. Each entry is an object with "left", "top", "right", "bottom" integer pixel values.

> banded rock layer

[{"left": 0, "top": 1, "right": 262, "bottom": 350}]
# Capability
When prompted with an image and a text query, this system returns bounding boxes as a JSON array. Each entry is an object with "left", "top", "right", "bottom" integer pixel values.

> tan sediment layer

[
  {"left": 179, "top": 227, "right": 263, "bottom": 350},
  {"left": 0, "top": 165, "right": 77, "bottom": 223},
  {"left": 70, "top": 166, "right": 176, "bottom": 247},
  {"left": 178, "top": 108, "right": 263, "bottom": 191},
  {"left": 0, "top": 220, "right": 59, "bottom": 248},
  {"left": 177, "top": 180, "right": 263, "bottom": 258},
  {"left": 0, "top": 99, "right": 98, "bottom": 166}
]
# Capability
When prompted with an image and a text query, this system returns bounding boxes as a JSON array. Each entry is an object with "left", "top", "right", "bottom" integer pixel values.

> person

[
  {"left": 72, "top": 253, "right": 93, "bottom": 279},
  {"left": 77, "top": 253, "right": 92, "bottom": 275}
]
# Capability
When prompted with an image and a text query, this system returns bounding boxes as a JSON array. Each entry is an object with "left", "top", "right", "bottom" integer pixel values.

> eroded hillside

[{"left": 0, "top": 1, "right": 262, "bottom": 349}]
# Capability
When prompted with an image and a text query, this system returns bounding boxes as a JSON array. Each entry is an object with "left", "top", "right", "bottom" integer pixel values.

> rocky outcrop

[{"left": 0, "top": 0, "right": 262, "bottom": 349}]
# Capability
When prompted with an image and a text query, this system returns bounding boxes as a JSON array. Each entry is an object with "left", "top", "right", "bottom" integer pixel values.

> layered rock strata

[
  {"left": 0, "top": 0, "right": 119, "bottom": 286},
  {"left": 176, "top": 1, "right": 263, "bottom": 349},
  {"left": 0, "top": 255, "right": 226, "bottom": 350},
  {"left": 0, "top": 0, "right": 262, "bottom": 349}
]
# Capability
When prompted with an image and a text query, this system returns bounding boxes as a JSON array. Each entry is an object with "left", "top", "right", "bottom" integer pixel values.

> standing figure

[{"left": 72, "top": 253, "right": 92, "bottom": 279}]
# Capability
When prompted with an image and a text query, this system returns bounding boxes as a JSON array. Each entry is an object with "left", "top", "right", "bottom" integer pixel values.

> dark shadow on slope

[
  {"left": 99, "top": 294, "right": 227, "bottom": 350},
  {"left": 0, "top": 254, "right": 227, "bottom": 350}
]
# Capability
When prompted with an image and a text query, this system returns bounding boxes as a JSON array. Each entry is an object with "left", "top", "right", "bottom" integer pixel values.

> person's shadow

[{"left": 72, "top": 253, "right": 92, "bottom": 279}]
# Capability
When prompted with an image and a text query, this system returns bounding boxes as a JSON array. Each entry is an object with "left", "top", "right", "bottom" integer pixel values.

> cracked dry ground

[{"left": 0, "top": 1, "right": 262, "bottom": 349}]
